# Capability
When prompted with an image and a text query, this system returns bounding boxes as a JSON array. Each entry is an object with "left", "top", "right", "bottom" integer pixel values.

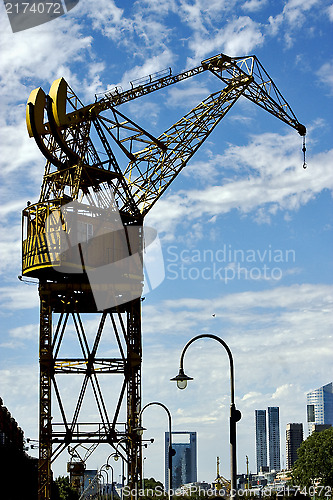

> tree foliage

[
  {"left": 143, "top": 477, "right": 164, "bottom": 490},
  {"left": 53, "top": 476, "right": 79, "bottom": 500},
  {"left": 292, "top": 428, "right": 333, "bottom": 492}
]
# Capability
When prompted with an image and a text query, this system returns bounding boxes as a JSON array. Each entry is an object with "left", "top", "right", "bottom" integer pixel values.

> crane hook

[{"left": 302, "top": 136, "right": 307, "bottom": 169}]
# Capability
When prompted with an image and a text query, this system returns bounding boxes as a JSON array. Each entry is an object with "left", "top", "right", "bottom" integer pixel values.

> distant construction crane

[
  {"left": 22, "top": 52, "right": 306, "bottom": 500},
  {"left": 214, "top": 456, "right": 231, "bottom": 493}
]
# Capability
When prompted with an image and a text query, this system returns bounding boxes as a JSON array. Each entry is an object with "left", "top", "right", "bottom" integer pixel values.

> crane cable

[{"left": 302, "top": 135, "right": 307, "bottom": 169}]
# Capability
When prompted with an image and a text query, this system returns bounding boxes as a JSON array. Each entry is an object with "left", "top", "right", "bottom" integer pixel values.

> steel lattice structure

[{"left": 21, "top": 52, "right": 305, "bottom": 500}]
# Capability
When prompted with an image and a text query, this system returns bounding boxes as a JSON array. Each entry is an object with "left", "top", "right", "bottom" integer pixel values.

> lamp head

[
  {"left": 170, "top": 368, "right": 193, "bottom": 390},
  {"left": 133, "top": 425, "right": 147, "bottom": 436}
]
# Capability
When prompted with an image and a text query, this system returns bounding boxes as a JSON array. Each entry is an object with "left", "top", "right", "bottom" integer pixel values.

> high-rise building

[
  {"left": 286, "top": 423, "right": 303, "bottom": 470},
  {"left": 165, "top": 431, "right": 197, "bottom": 489},
  {"left": 268, "top": 407, "right": 281, "bottom": 472},
  {"left": 311, "top": 424, "right": 332, "bottom": 432},
  {"left": 306, "top": 382, "right": 333, "bottom": 435},
  {"left": 255, "top": 410, "right": 267, "bottom": 473}
]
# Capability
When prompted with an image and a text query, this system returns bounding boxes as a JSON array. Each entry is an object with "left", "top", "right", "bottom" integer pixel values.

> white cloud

[
  {"left": 142, "top": 283, "right": 333, "bottom": 340},
  {"left": 139, "top": 282, "right": 332, "bottom": 477},
  {"left": 0, "top": 14, "right": 93, "bottom": 103},
  {"left": 182, "top": 156, "right": 220, "bottom": 184},
  {"left": 242, "top": 0, "right": 268, "bottom": 12},
  {"left": 177, "top": 0, "right": 238, "bottom": 29},
  {"left": 1, "top": 279, "right": 331, "bottom": 478},
  {"left": 137, "top": 0, "right": 178, "bottom": 16},
  {"left": 0, "top": 284, "right": 39, "bottom": 310},
  {"left": 9, "top": 323, "right": 39, "bottom": 340},
  {"left": 328, "top": 4, "right": 333, "bottom": 21},
  {"left": 267, "top": 0, "right": 322, "bottom": 44},
  {"left": 187, "top": 16, "right": 265, "bottom": 61},
  {"left": 79, "top": 0, "right": 174, "bottom": 57},
  {"left": 0, "top": 127, "right": 41, "bottom": 178},
  {"left": 78, "top": 0, "right": 126, "bottom": 41},
  {"left": 0, "top": 228, "right": 21, "bottom": 276},
  {"left": 281, "top": 0, "right": 321, "bottom": 24},
  {"left": 166, "top": 81, "right": 211, "bottom": 110},
  {"left": 316, "top": 60, "right": 333, "bottom": 95},
  {"left": 118, "top": 49, "right": 175, "bottom": 91},
  {"left": 147, "top": 128, "right": 333, "bottom": 238},
  {"left": 0, "top": 364, "right": 39, "bottom": 442}
]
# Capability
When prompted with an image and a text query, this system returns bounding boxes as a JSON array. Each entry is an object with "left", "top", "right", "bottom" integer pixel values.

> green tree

[
  {"left": 292, "top": 428, "right": 333, "bottom": 494},
  {"left": 143, "top": 477, "right": 164, "bottom": 490},
  {"left": 53, "top": 476, "right": 79, "bottom": 500},
  {"left": 140, "top": 477, "right": 166, "bottom": 498}
]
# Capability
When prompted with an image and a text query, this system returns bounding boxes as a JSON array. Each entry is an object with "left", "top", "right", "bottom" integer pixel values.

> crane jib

[{"left": 25, "top": 50, "right": 306, "bottom": 219}]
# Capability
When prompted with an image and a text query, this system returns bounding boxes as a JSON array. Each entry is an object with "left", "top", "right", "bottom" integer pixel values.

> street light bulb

[
  {"left": 177, "top": 379, "right": 187, "bottom": 390},
  {"left": 170, "top": 368, "right": 193, "bottom": 389},
  {"left": 133, "top": 425, "right": 146, "bottom": 435}
]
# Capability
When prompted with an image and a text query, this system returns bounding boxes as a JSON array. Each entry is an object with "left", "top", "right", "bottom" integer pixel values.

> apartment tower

[
  {"left": 255, "top": 409, "right": 267, "bottom": 474},
  {"left": 165, "top": 431, "right": 197, "bottom": 489},
  {"left": 307, "top": 382, "right": 333, "bottom": 435},
  {"left": 286, "top": 423, "right": 303, "bottom": 470},
  {"left": 268, "top": 407, "right": 281, "bottom": 471}
]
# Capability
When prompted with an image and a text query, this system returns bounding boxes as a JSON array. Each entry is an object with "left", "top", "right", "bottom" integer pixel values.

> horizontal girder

[{"left": 54, "top": 358, "right": 125, "bottom": 373}]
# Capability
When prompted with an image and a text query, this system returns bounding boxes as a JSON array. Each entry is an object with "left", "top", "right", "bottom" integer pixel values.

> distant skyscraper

[
  {"left": 306, "top": 382, "right": 333, "bottom": 435},
  {"left": 268, "top": 407, "right": 280, "bottom": 471},
  {"left": 286, "top": 423, "right": 303, "bottom": 470},
  {"left": 255, "top": 410, "right": 267, "bottom": 473},
  {"left": 165, "top": 431, "right": 197, "bottom": 489}
]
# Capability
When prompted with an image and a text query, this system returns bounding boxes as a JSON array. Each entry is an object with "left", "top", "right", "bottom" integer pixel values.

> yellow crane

[
  {"left": 214, "top": 456, "right": 231, "bottom": 493},
  {"left": 22, "top": 52, "right": 306, "bottom": 500}
]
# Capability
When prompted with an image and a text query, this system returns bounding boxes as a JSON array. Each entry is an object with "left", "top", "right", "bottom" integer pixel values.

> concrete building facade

[
  {"left": 268, "top": 407, "right": 281, "bottom": 471},
  {"left": 286, "top": 423, "right": 303, "bottom": 470},
  {"left": 165, "top": 431, "right": 197, "bottom": 489},
  {"left": 255, "top": 409, "right": 267, "bottom": 474},
  {"left": 307, "top": 382, "right": 333, "bottom": 435}
]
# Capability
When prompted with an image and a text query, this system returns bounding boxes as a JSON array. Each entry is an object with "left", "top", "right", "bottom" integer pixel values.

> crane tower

[{"left": 21, "top": 53, "right": 306, "bottom": 500}]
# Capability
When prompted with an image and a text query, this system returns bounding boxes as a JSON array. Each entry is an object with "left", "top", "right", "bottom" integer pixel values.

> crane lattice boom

[{"left": 26, "top": 52, "right": 306, "bottom": 220}]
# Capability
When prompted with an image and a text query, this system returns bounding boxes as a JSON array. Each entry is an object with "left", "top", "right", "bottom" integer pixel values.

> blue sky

[{"left": 0, "top": 0, "right": 332, "bottom": 485}]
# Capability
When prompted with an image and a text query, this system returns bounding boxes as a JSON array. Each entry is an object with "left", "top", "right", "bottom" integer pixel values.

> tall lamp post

[
  {"left": 108, "top": 444, "right": 127, "bottom": 500},
  {"left": 101, "top": 463, "right": 114, "bottom": 500},
  {"left": 170, "top": 334, "right": 241, "bottom": 498},
  {"left": 98, "top": 472, "right": 106, "bottom": 499},
  {"left": 135, "top": 401, "right": 173, "bottom": 498}
]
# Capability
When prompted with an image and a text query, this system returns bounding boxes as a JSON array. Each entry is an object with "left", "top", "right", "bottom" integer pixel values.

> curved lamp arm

[
  {"left": 170, "top": 333, "right": 240, "bottom": 498},
  {"left": 136, "top": 401, "right": 173, "bottom": 496},
  {"left": 171, "top": 333, "right": 235, "bottom": 404}
]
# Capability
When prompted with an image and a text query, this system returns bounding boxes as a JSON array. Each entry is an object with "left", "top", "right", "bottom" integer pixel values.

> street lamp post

[
  {"left": 170, "top": 334, "right": 241, "bottom": 498},
  {"left": 98, "top": 472, "right": 106, "bottom": 499},
  {"left": 101, "top": 463, "right": 114, "bottom": 500},
  {"left": 107, "top": 445, "right": 126, "bottom": 500},
  {"left": 142, "top": 457, "right": 146, "bottom": 490},
  {"left": 135, "top": 401, "right": 173, "bottom": 498}
]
